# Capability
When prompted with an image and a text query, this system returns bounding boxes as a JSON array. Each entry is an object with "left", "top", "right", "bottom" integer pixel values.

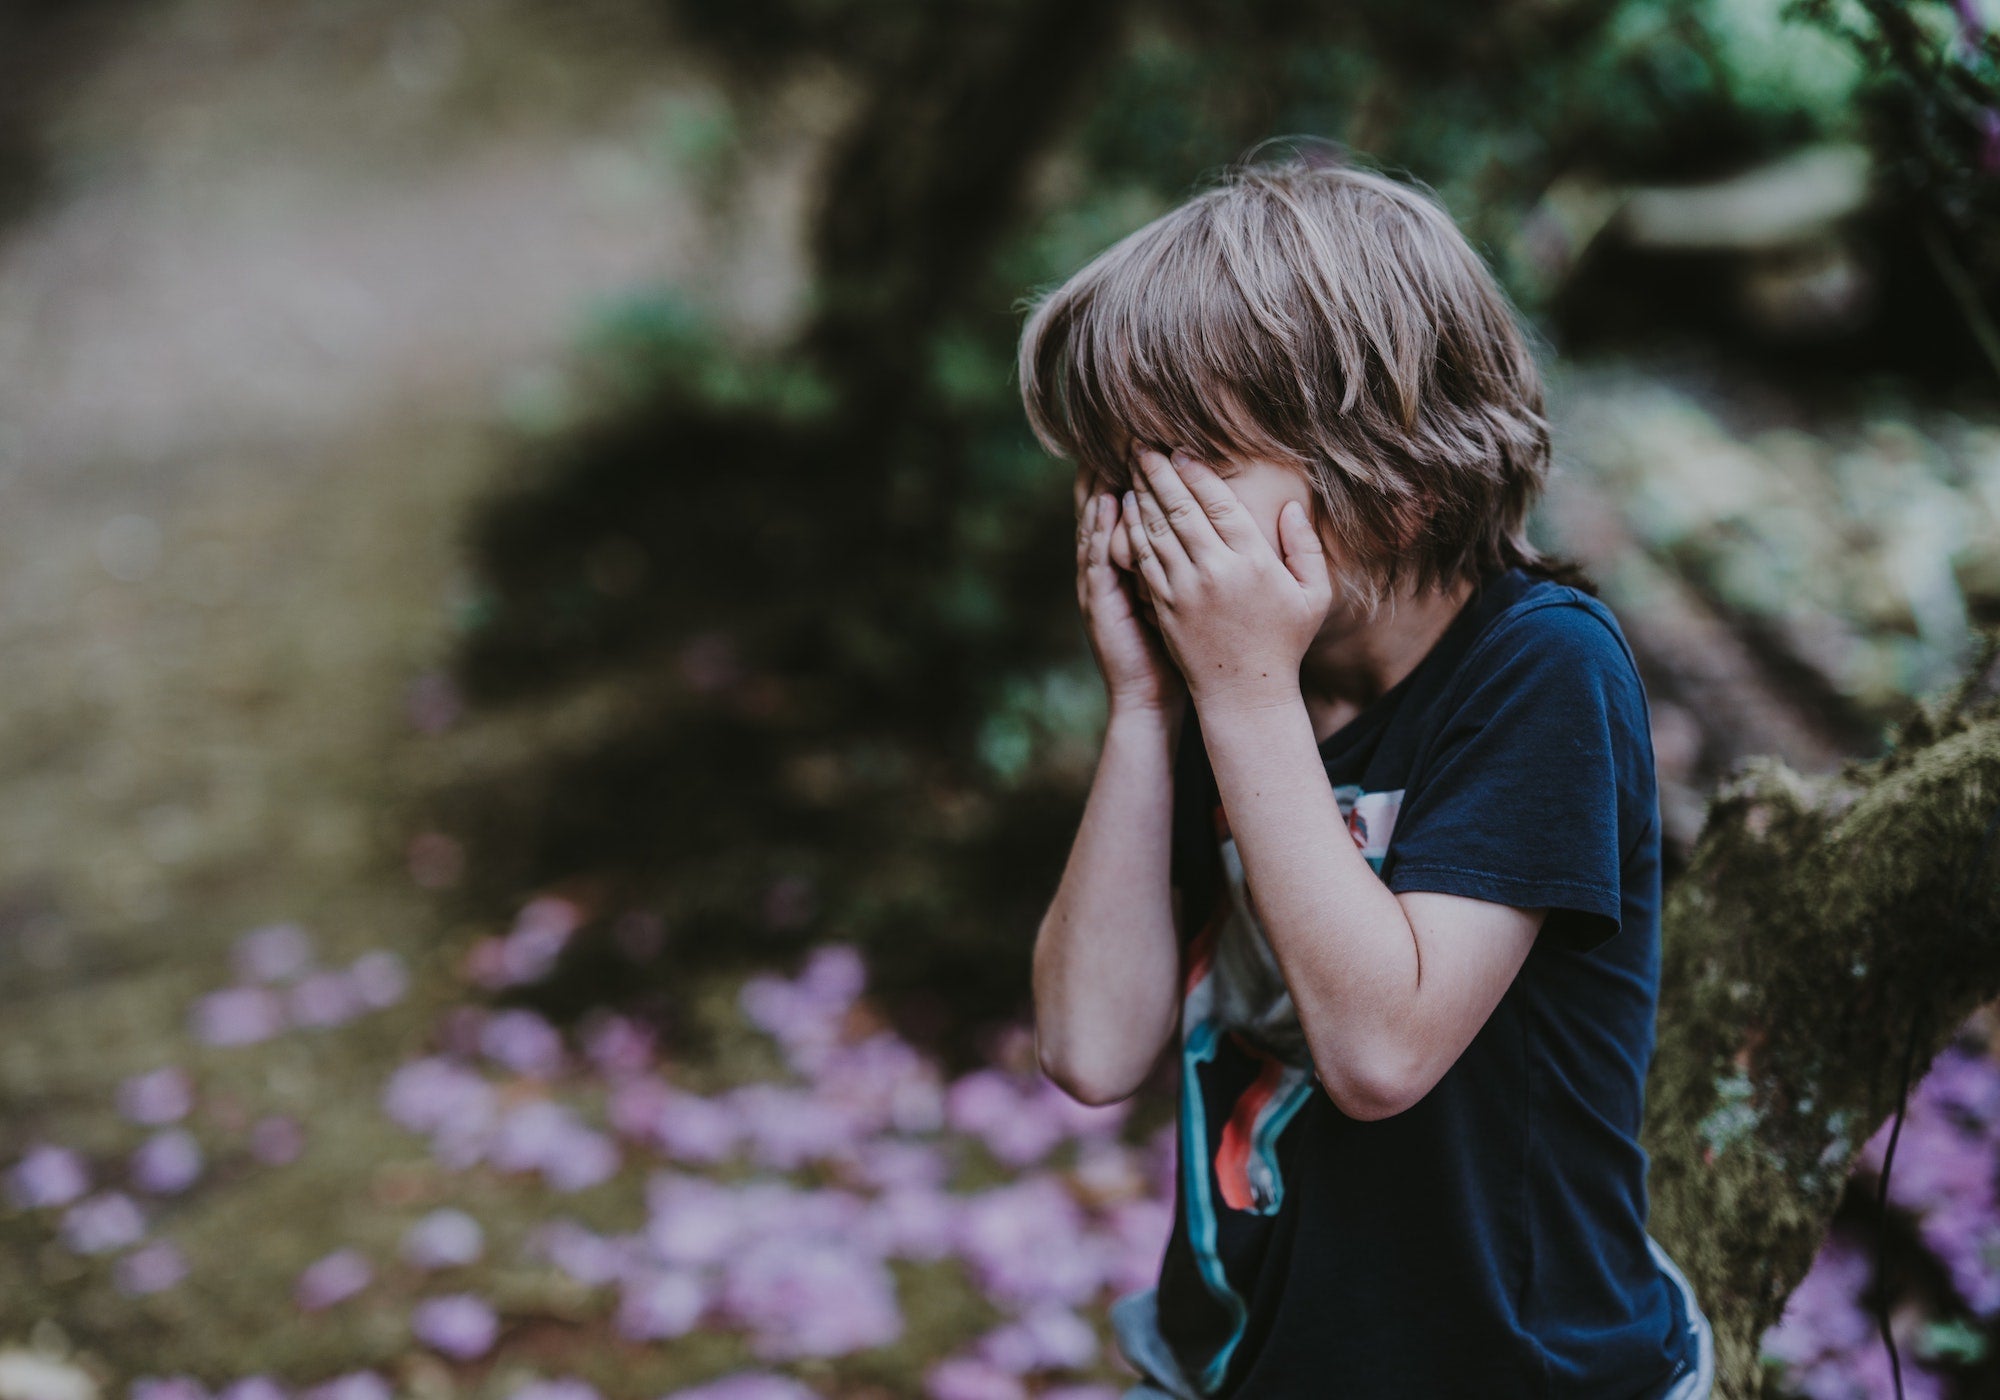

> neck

[{"left": 1298, "top": 574, "right": 1479, "bottom": 742}]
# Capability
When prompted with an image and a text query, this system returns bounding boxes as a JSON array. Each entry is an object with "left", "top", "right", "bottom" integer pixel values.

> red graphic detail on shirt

[
  {"left": 1345, "top": 805, "right": 1371, "bottom": 850},
  {"left": 1215, "top": 1049, "right": 1289, "bottom": 1211}
]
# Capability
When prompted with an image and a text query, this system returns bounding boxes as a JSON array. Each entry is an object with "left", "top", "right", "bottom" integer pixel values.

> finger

[
  {"left": 1130, "top": 468, "right": 1194, "bottom": 577},
  {"left": 1121, "top": 491, "right": 1173, "bottom": 600},
  {"left": 1278, "top": 499, "right": 1331, "bottom": 595},
  {"left": 1079, "top": 497, "right": 1113, "bottom": 614},
  {"left": 1168, "top": 452, "right": 1265, "bottom": 553},
  {"left": 1134, "top": 448, "right": 1222, "bottom": 560},
  {"left": 1086, "top": 494, "right": 1115, "bottom": 572}
]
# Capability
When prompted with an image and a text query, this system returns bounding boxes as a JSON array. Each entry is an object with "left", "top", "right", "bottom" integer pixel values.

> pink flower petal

[
  {"left": 191, "top": 987, "right": 285, "bottom": 1046},
  {"left": 117, "top": 1067, "right": 194, "bottom": 1126},
  {"left": 924, "top": 1357, "right": 1026, "bottom": 1400},
  {"left": 295, "top": 1248, "right": 372, "bottom": 1311},
  {"left": 61, "top": 1192, "right": 146, "bottom": 1254},
  {"left": 234, "top": 923, "right": 313, "bottom": 983},
  {"left": 131, "top": 1130, "right": 203, "bottom": 1195},
  {"left": 412, "top": 1293, "right": 499, "bottom": 1359},
  {"left": 8, "top": 1142, "right": 90, "bottom": 1209},
  {"left": 615, "top": 1267, "right": 709, "bottom": 1341},
  {"left": 403, "top": 1208, "right": 484, "bottom": 1269},
  {"left": 115, "top": 1240, "right": 190, "bottom": 1296}
]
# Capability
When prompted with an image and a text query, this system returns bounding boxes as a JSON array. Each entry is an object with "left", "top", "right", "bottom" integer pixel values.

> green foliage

[
  {"left": 1787, "top": 0, "right": 2000, "bottom": 375},
  {"left": 576, "top": 291, "right": 837, "bottom": 422}
]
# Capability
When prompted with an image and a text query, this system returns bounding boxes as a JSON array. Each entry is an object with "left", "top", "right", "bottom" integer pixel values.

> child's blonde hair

[{"left": 1016, "top": 144, "right": 1556, "bottom": 612}]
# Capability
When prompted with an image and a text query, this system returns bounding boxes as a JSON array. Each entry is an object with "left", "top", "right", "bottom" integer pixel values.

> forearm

[
  {"left": 1194, "top": 692, "right": 1421, "bottom": 1116},
  {"left": 1032, "top": 703, "right": 1186, "bottom": 1105}
]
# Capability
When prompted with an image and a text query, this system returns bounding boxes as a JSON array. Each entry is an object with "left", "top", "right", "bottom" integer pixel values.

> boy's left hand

[{"left": 1120, "top": 447, "right": 1332, "bottom": 713}]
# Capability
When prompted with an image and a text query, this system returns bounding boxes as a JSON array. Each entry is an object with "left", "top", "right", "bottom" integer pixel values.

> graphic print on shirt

[{"left": 1173, "top": 784, "right": 1403, "bottom": 1395}]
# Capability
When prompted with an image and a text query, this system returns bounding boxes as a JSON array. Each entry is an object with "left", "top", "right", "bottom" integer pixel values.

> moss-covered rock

[{"left": 1646, "top": 647, "right": 2000, "bottom": 1396}]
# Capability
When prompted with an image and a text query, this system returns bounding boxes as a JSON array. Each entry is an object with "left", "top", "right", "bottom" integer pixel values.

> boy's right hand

[{"left": 1075, "top": 466, "right": 1186, "bottom": 718}]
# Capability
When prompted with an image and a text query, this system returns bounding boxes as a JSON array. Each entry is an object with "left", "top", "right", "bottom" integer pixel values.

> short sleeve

[{"left": 1381, "top": 600, "right": 1654, "bottom": 954}]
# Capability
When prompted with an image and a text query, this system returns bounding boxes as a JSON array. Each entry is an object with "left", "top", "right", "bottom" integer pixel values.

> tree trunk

[{"left": 1644, "top": 647, "right": 2000, "bottom": 1396}]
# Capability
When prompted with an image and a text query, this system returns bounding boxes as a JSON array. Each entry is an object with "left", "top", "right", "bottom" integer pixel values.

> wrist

[
  {"left": 1190, "top": 672, "right": 1305, "bottom": 721},
  {"left": 1106, "top": 693, "right": 1186, "bottom": 743}
]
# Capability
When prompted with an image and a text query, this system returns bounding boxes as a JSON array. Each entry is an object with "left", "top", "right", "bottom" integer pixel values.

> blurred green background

[{"left": 2, "top": 0, "right": 1998, "bottom": 1395}]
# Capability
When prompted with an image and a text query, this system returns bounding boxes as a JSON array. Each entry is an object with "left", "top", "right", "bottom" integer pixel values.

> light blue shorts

[{"left": 1110, "top": 1231, "right": 1716, "bottom": 1400}]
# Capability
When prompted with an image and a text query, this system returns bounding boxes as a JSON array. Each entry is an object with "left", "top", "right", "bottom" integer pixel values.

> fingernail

[{"left": 1123, "top": 490, "right": 1137, "bottom": 512}]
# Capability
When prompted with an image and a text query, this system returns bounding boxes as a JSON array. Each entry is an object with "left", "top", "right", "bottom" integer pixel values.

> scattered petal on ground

[
  {"left": 131, "top": 1130, "right": 204, "bottom": 1195},
  {"left": 7, "top": 1143, "right": 90, "bottom": 1210},
  {"left": 580, "top": 1011, "right": 655, "bottom": 1077},
  {"left": 505, "top": 1382, "right": 601, "bottom": 1400},
  {"left": 215, "top": 1379, "right": 288, "bottom": 1400},
  {"left": 296, "top": 1374, "right": 390, "bottom": 1400},
  {"left": 662, "top": 1373, "right": 821, "bottom": 1400},
  {"left": 115, "top": 1240, "right": 190, "bottom": 1296},
  {"left": 190, "top": 987, "right": 286, "bottom": 1047},
  {"left": 131, "top": 1378, "right": 209, "bottom": 1400},
  {"left": 486, "top": 1099, "right": 619, "bottom": 1190},
  {"left": 61, "top": 1193, "right": 146, "bottom": 1254},
  {"left": 479, "top": 1008, "right": 567, "bottom": 1078},
  {"left": 348, "top": 951, "right": 409, "bottom": 1008},
  {"left": 856, "top": 1182, "right": 958, "bottom": 1263},
  {"left": 49, "top": 919, "right": 1191, "bottom": 1390},
  {"left": 651, "top": 1087, "right": 741, "bottom": 1164},
  {"left": 411, "top": 1293, "right": 500, "bottom": 1359},
  {"left": 288, "top": 971, "right": 367, "bottom": 1030},
  {"left": 531, "top": 1219, "right": 634, "bottom": 1288},
  {"left": 402, "top": 1207, "right": 484, "bottom": 1269},
  {"left": 117, "top": 1067, "right": 195, "bottom": 1126},
  {"left": 718, "top": 1236, "right": 903, "bottom": 1360},
  {"left": 615, "top": 1266, "right": 709, "bottom": 1341},
  {"left": 466, "top": 897, "right": 583, "bottom": 990},
  {"left": 295, "top": 1248, "right": 372, "bottom": 1311},
  {"left": 974, "top": 1305, "right": 1100, "bottom": 1374},
  {"left": 234, "top": 924, "right": 314, "bottom": 984},
  {"left": 924, "top": 1356, "right": 1027, "bottom": 1400},
  {"left": 380, "top": 1056, "right": 497, "bottom": 1167},
  {"left": 955, "top": 1175, "right": 1107, "bottom": 1311}
]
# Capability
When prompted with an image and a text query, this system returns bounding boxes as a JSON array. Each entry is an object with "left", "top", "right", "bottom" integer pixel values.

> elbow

[
  {"left": 1035, "top": 1029, "right": 1143, "bottom": 1108},
  {"left": 1317, "top": 1054, "right": 1427, "bottom": 1123},
  {"left": 1047, "top": 1070, "right": 1139, "bottom": 1109}
]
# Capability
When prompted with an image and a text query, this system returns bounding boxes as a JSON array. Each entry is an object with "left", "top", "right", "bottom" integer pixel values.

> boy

[{"left": 1017, "top": 152, "right": 1716, "bottom": 1399}]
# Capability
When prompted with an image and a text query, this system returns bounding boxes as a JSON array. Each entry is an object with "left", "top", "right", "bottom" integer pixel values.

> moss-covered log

[{"left": 1644, "top": 650, "right": 2000, "bottom": 1397}]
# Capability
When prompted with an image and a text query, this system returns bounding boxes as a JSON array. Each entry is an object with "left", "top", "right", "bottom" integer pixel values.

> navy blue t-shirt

[{"left": 1149, "top": 567, "right": 1697, "bottom": 1399}]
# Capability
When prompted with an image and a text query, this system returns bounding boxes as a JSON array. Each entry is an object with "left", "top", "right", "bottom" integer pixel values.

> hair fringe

[{"left": 1017, "top": 144, "right": 1558, "bottom": 605}]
